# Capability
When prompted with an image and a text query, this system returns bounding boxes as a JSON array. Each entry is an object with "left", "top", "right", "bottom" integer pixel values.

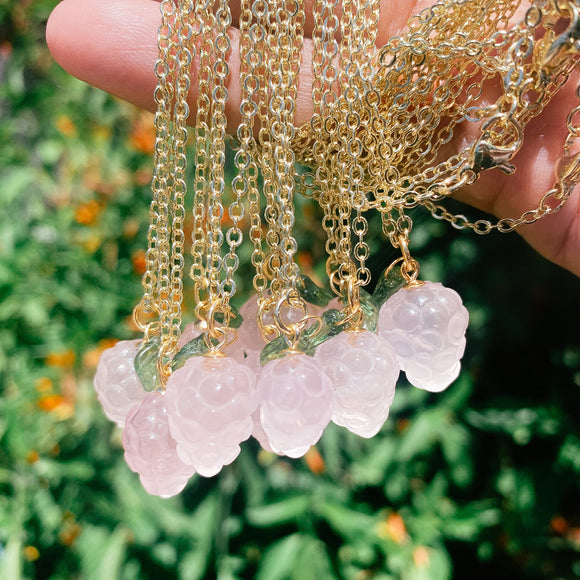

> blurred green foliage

[{"left": 1, "top": 2, "right": 579, "bottom": 579}]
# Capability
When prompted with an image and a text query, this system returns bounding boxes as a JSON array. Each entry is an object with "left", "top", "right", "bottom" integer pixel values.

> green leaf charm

[
  {"left": 134, "top": 336, "right": 162, "bottom": 392},
  {"left": 298, "top": 275, "right": 334, "bottom": 307},
  {"left": 171, "top": 334, "right": 209, "bottom": 372},
  {"left": 359, "top": 288, "right": 379, "bottom": 333},
  {"left": 372, "top": 264, "right": 407, "bottom": 307}
]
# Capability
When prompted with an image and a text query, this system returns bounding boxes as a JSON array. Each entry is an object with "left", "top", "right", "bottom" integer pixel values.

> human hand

[{"left": 46, "top": 0, "right": 580, "bottom": 276}]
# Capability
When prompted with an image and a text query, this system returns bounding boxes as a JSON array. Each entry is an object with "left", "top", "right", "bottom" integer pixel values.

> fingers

[
  {"left": 46, "top": 0, "right": 580, "bottom": 275},
  {"left": 46, "top": 0, "right": 162, "bottom": 114},
  {"left": 47, "top": 0, "right": 303, "bottom": 128},
  {"left": 46, "top": 0, "right": 432, "bottom": 129},
  {"left": 455, "top": 70, "right": 580, "bottom": 274}
]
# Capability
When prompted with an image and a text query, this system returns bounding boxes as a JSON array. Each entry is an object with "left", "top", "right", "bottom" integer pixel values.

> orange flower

[
  {"left": 35, "top": 377, "right": 53, "bottom": 392},
  {"left": 82, "top": 349, "right": 102, "bottom": 369},
  {"left": 59, "top": 516, "right": 81, "bottom": 547},
  {"left": 257, "top": 449, "right": 277, "bottom": 467},
  {"left": 81, "top": 234, "right": 103, "bottom": 254},
  {"left": 26, "top": 450, "right": 40, "bottom": 464},
  {"left": 132, "top": 249, "right": 147, "bottom": 275},
  {"left": 396, "top": 418, "right": 411, "bottom": 433},
  {"left": 83, "top": 338, "right": 118, "bottom": 369},
  {"left": 55, "top": 115, "right": 77, "bottom": 137},
  {"left": 23, "top": 546, "right": 40, "bottom": 562},
  {"left": 0, "top": 41, "right": 13, "bottom": 58},
  {"left": 134, "top": 167, "right": 153, "bottom": 186},
  {"left": 129, "top": 112, "right": 156, "bottom": 154},
  {"left": 125, "top": 315, "right": 141, "bottom": 333},
  {"left": 377, "top": 512, "right": 408, "bottom": 545},
  {"left": 74, "top": 200, "right": 102, "bottom": 226},
  {"left": 123, "top": 217, "right": 141, "bottom": 239},
  {"left": 45, "top": 350, "right": 76, "bottom": 368},
  {"left": 413, "top": 546, "right": 430, "bottom": 568},
  {"left": 550, "top": 515, "right": 568, "bottom": 535},
  {"left": 297, "top": 251, "right": 313, "bottom": 270},
  {"left": 92, "top": 124, "right": 112, "bottom": 141},
  {"left": 305, "top": 446, "right": 326, "bottom": 475},
  {"left": 567, "top": 527, "right": 580, "bottom": 545},
  {"left": 37, "top": 394, "right": 74, "bottom": 420}
]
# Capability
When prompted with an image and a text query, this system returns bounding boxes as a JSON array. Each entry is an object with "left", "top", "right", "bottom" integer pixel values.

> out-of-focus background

[{"left": 1, "top": 2, "right": 579, "bottom": 579}]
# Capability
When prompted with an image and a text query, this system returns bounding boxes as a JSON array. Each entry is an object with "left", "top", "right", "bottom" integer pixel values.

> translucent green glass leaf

[
  {"left": 259, "top": 293, "right": 380, "bottom": 365},
  {"left": 134, "top": 336, "right": 161, "bottom": 392},
  {"left": 298, "top": 275, "right": 334, "bottom": 307},
  {"left": 214, "top": 306, "right": 243, "bottom": 329},
  {"left": 359, "top": 288, "right": 379, "bottom": 332},
  {"left": 259, "top": 335, "right": 292, "bottom": 366},
  {"left": 372, "top": 264, "right": 407, "bottom": 307},
  {"left": 171, "top": 334, "right": 209, "bottom": 372},
  {"left": 259, "top": 308, "right": 344, "bottom": 366}
]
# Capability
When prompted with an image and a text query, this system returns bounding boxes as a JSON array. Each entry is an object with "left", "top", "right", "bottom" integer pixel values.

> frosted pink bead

[
  {"left": 315, "top": 330, "right": 399, "bottom": 438},
  {"left": 93, "top": 340, "right": 146, "bottom": 427},
  {"left": 177, "top": 322, "right": 201, "bottom": 349},
  {"left": 244, "top": 349, "right": 263, "bottom": 377},
  {"left": 122, "top": 391, "right": 195, "bottom": 498},
  {"left": 165, "top": 355, "right": 257, "bottom": 477},
  {"left": 251, "top": 410, "right": 274, "bottom": 452},
  {"left": 237, "top": 295, "right": 263, "bottom": 354},
  {"left": 257, "top": 354, "right": 332, "bottom": 458},
  {"left": 378, "top": 282, "right": 469, "bottom": 392}
]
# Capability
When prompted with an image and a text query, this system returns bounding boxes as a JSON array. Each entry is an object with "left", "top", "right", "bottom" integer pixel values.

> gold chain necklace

[{"left": 93, "top": 0, "right": 580, "bottom": 497}]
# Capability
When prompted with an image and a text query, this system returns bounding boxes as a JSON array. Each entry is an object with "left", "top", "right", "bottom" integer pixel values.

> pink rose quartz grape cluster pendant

[
  {"left": 83, "top": 0, "right": 580, "bottom": 498},
  {"left": 123, "top": 392, "right": 194, "bottom": 498},
  {"left": 315, "top": 330, "right": 398, "bottom": 438},
  {"left": 378, "top": 282, "right": 470, "bottom": 393},
  {"left": 165, "top": 355, "right": 257, "bottom": 477},
  {"left": 93, "top": 340, "right": 146, "bottom": 427},
  {"left": 90, "top": 0, "right": 497, "bottom": 498},
  {"left": 93, "top": 274, "right": 469, "bottom": 497}
]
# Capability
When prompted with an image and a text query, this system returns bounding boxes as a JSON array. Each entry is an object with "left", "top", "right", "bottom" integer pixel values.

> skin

[{"left": 46, "top": 0, "right": 580, "bottom": 276}]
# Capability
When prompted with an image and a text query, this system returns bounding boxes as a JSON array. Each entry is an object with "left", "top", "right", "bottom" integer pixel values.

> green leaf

[
  {"left": 309, "top": 308, "right": 345, "bottom": 347},
  {"left": 396, "top": 408, "right": 448, "bottom": 462},
  {"left": 76, "top": 525, "right": 113, "bottom": 580},
  {"left": 0, "top": 537, "right": 22, "bottom": 580},
  {"left": 171, "top": 334, "right": 209, "bottom": 371},
  {"left": 372, "top": 265, "right": 407, "bottom": 307},
  {"left": 246, "top": 495, "right": 310, "bottom": 527},
  {"left": 255, "top": 534, "right": 336, "bottom": 580},
  {"left": 254, "top": 534, "right": 304, "bottom": 580},
  {"left": 98, "top": 527, "right": 131, "bottom": 580},
  {"left": 313, "top": 500, "right": 376, "bottom": 541},
  {"left": 175, "top": 491, "right": 219, "bottom": 580},
  {"left": 214, "top": 305, "right": 243, "bottom": 329},
  {"left": 260, "top": 335, "right": 294, "bottom": 366},
  {"left": 351, "top": 437, "right": 397, "bottom": 486},
  {"left": 441, "top": 501, "right": 500, "bottom": 541},
  {"left": 298, "top": 275, "right": 334, "bottom": 307},
  {"left": 134, "top": 336, "right": 161, "bottom": 391},
  {"left": 0, "top": 168, "right": 37, "bottom": 206},
  {"left": 439, "top": 423, "right": 472, "bottom": 487},
  {"left": 359, "top": 288, "right": 379, "bottom": 332},
  {"left": 401, "top": 545, "right": 452, "bottom": 580},
  {"left": 289, "top": 535, "right": 336, "bottom": 580}
]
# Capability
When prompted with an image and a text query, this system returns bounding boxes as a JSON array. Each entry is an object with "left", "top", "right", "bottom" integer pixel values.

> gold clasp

[{"left": 542, "top": 2, "right": 580, "bottom": 73}]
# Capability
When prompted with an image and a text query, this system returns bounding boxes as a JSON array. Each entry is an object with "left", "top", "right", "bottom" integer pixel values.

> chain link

[{"left": 139, "top": 0, "right": 580, "bottom": 367}]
